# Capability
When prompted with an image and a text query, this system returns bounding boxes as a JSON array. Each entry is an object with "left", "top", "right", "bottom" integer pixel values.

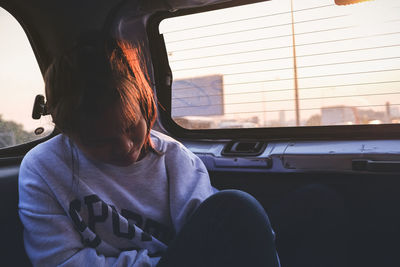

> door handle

[{"left": 352, "top": 159, "right": 400, "bottom": 172}]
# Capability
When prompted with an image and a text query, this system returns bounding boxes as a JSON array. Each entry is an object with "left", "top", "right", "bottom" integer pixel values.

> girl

[{"left": 18, "top": 36, "right": 280, "bottom": 267}]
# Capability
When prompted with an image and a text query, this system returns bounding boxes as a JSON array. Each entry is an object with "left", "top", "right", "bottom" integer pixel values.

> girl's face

[{"left": 74, "top": 105, "right": 148, "bottom": 167}]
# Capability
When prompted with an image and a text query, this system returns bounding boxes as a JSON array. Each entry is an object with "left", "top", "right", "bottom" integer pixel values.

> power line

[
  {"left": 173, "top": 91, "right": 400, "bottom": 109},
  {"left": 169, "top": 43, "right": 400, "bottom": 63},
  {"left": 168, "top": 25, "right": 352, "bottom": 63},
  {"left": 168, "top": 18, "right": 400, "bottom": 60},
  {"left": 172, "top": 80, "right": 400, "bottom": 100},
  {"left": 187, "top": 103, "right": 400, "bottom": 115},
  {"left": 172, "top": 68, "right": 400, "bottom": 91},
  {"left": 166, "top": 14, "right": 348, "bottom": 44},
  {"left": 226, "top": 56, "right": 400, "bottom": 76},
  {"left": 224, "top": 68, "right": 400, "bottom": 86},
  {"left": 162, "top": 4, "right": 335, "bottom": 34},
  {"left": 169, "top": 31, "right": 400, "bottom": 62},
  {"left": 173, "top": 56, "right": 400, "bottom": 78}
]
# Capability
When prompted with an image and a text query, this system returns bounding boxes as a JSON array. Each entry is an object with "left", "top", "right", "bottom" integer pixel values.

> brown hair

[{"left": 45, "top": 36, "right": 158, "bottom": 153}]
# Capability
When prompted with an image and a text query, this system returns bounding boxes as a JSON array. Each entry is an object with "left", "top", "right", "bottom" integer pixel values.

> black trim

[
  {"left": 146, "top": 0, "right": 400, "bottom": 141},
  {"left": 0, "top": 156, "right": 24, "bottom": 166},
  {"left": 0, "top": 130, "right": 57, "bottom": 158},
  {"left": 352, "top": 159, "right": 400, "bottom": 173}
]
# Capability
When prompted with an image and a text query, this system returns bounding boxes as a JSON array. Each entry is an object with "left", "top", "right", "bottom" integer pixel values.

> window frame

[
  {"left": 0, "top": 4, "right": 55, "bottom": 155},
  {"left": 146, "top": 0, "right": 400, "bottom": 140}
]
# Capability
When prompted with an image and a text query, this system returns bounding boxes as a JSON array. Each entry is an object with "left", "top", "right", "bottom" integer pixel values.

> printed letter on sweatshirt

[
  {"left": 111, "top": 206, "right": 135, "bottom": 239},
  {"left": 84, "top": 195, "right": 108, "bottom": 232}
]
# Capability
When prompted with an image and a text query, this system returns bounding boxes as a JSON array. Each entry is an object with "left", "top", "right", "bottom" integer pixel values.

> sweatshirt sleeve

[
  {"left": 18, "top": 156, "right": 159, "bottom": 267},
  {"left": 165, "top": 143, "right": 215, "bottom": 233}
]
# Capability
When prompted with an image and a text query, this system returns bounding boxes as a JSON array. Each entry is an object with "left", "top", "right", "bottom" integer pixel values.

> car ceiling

[
  {"left": 0, "top": 0, "right": 123, "bottom": 72},
  {"left": 0, "top": 0, "right": 229, "bottom": 74}
]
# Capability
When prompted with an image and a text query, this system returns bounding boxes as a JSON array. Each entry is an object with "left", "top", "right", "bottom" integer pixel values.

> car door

[
  {"left": 0, "top": 6, "right": 55, "bottom": 265},
  {"left": 0, "top": 1, "right": 117, "bottom": 265},
  {"left": 140, "top": 0, "right": 400, "bottom": 266}
]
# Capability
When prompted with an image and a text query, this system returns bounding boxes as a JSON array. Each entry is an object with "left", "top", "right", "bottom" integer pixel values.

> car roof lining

[
  {"left": 0, "top": 0, "right": 233, "bottom": 74},
  {"left": 0, "top": 0, "right": 126, "bottom": 72}
]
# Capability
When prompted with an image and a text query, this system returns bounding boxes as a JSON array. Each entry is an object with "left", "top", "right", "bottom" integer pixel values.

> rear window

[{"left": 159, "top": 0, "right": 400, "bottom": 129}]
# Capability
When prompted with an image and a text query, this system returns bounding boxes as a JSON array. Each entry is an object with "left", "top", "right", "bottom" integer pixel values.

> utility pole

[{"left": 291, "top": 0, "right": 300, "bottom": 126}]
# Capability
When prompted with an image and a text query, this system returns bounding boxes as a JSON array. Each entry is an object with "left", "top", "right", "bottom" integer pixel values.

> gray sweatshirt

[{"left": 19, "top": 130, "right": 215, "bottom": 266}]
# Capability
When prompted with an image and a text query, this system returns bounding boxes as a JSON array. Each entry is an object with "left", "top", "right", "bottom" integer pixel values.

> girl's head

[{"left": 45, "top": 36, "right": 157, "bottom": 166}]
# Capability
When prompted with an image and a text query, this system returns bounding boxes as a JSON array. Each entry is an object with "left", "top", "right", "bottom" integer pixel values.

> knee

[
  {"left": 204, "top": 189, "right": 272, "bottom": 225},
  {"left": 209, "top": 189, "right": 259, "bottom": 207}
]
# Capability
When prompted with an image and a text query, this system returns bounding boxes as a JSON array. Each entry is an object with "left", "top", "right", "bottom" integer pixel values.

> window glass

[
  {"left": 160, "top": 0, "right": 400, "bottom": 129},
  {"left": 0, "top": 7, "right": 53, "bottom": 148}
]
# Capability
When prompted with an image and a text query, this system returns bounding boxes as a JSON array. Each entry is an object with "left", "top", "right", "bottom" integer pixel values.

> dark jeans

[{"left": 156, "top": 190, "right": 280, "bottom": 267}]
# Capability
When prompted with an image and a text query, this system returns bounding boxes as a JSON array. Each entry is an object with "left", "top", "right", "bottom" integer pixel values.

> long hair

[{"left": 44, "top": 35, "right": 158, "bottom": 153}]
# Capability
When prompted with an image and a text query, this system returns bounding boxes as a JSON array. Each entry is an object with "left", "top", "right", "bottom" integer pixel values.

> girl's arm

[
  {"left": 165, "top": 143, "right": 215, "bottom": 233},
  {"left": 19, "top": 160, "right": 159, "bottom": 267}
]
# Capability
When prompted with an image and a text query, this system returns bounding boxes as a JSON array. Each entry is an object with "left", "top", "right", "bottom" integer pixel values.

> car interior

[{"left": 0, "top": 0, "right": 399, "bottom": 266}]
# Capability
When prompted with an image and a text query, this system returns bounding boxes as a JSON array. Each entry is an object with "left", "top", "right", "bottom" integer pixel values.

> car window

[
  {"left": 159, "top": 0, "right": 400, "bottom": 129},
  {"left": 0, "top": 7, "right": 53, "bottom": 148}
]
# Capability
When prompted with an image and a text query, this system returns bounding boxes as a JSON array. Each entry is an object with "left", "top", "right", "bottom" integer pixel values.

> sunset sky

[{"left": 0, "top": 7, "right": 51, "bottom": 132}]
